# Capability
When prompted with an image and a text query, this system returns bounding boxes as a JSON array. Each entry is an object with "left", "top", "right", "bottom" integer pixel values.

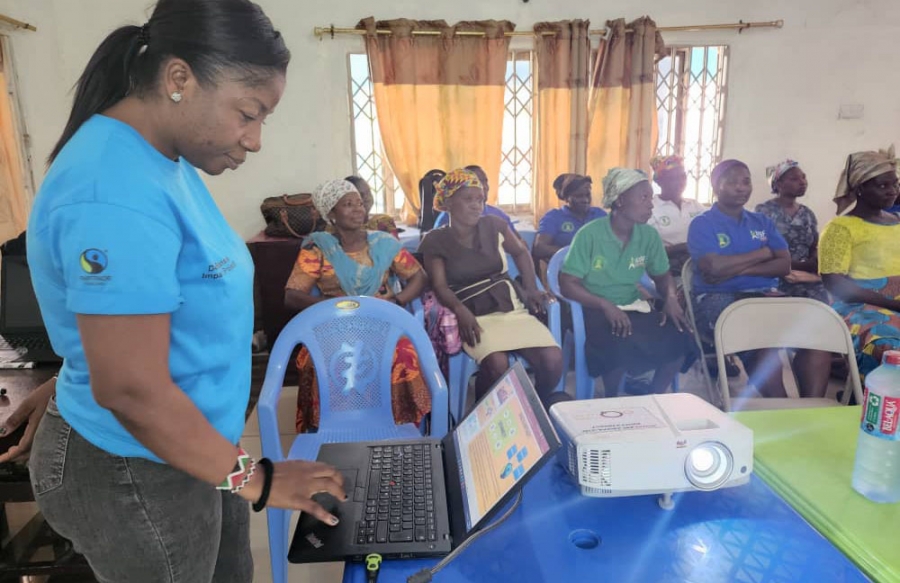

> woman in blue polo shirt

[
  {"left": 12, "top": 1, "right": 345, "bottom": 580},
  {"left": 532, "top": 173, "right": 607, "bottom": 263},
  {"left": 687, "top": 159, "right": 831, "bottom": 399}
]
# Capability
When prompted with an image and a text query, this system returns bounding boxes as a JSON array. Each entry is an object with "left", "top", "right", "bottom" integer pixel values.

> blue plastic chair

[
  {"left": 446, "top": 254, "right": 562, "bottom": 421},
  {"left": 257, "top": 297, "right": 449, "bottom": 583},
  {"left": 518, "top": 228, "right": 537, "bottom": 251},
  {"left": 547, "top": 247, "right": 677, "bottom": 400}
]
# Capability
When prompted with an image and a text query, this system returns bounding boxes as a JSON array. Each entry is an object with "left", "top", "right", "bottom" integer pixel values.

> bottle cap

[{"left": 883, "top": 351, "right": 900, "bottom": 366}]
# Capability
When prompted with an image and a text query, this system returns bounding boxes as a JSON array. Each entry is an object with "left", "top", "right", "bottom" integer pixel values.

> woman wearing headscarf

[
  {"left": 532, "top": 173, "right": 607, "bottom": 263},
  {"left": 559, "top": 168, "right": 696, "bottom": 396},
  {"left": 418, "top": 169, "right": 563, "bottom": 407},
  {"left": 284, "top": 179, "right": 429, "bottom": 432},
  {"left": 688, "top": 160, "right": 832, "bottom": 398},
  {"left": 340, "top": 175, "right": 403, "bottom": 238},
  {"left": 754, "top": 160, "right": 829, "bottom": 302},
  {"left": 647, "top": 156, "right": 707, "bottom": 276},
  {"left": 820, "top": 146, "right": 900, "bottom": 376}
]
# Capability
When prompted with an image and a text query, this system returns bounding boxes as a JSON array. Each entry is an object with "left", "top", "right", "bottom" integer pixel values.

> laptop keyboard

[
  {"left": 357, "top": 444, "right": 437, "bottom": 545},
  {"left": 0, "top": 334, "right": 50, "bottom": 351}
]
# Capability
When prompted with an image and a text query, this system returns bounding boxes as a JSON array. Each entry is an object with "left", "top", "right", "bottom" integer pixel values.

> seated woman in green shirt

[{"left": 560, "top": 168, "right": 698, "bottom": 396}]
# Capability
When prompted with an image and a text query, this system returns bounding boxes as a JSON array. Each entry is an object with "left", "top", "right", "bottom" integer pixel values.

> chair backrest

[
  {"left": 681, "top": 258, "right": 700, "bottom": 332},
  {"left": 418, "top": 169, "right": 446, "bottom": 235},
  {"left": 265, "top": 297, "right": 448, "bottom": 434},
  {"left": 519, "top": 229, "right": 537, "bottom": 252},
  {"left": 714, "top": 297, "right": 863, "bottom": 408},
  {"left": 547, "top": 245, "right": 569, "bottom": 298}
]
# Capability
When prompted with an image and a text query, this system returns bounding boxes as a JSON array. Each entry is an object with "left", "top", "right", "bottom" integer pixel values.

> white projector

[{"left": 549, "top": 393, "right": 753, "bottom": 502}]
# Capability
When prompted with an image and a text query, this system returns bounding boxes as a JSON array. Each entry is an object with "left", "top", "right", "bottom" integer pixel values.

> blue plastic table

[{"left": 342, "top": 460, "right": 869, "bottom": 583}]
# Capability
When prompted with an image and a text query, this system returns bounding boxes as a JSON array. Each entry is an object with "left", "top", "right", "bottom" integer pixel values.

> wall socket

[{"left": 839, "top": 104, "right": 864, "bottom": 120}]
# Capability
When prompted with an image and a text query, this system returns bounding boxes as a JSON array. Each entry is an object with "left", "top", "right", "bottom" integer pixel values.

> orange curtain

[
  {"left": 586, "top": 17, "right": 665, "bottom": 185},
  {"left": 0, "top": 44, "right": 28, "bottom": 244},
  {"left": 532, "top": 20, "right": 591, "bottom": 225},
  {"left": 358, "top": 18, "right": 513, "bottom": 223}
]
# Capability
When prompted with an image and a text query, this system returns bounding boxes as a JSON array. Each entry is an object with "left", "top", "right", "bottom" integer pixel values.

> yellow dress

[{"left": 819, "top": 215, "right": 900, "bottom": 375}]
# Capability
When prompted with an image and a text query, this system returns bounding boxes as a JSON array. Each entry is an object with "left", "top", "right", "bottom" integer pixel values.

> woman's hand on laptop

[
  {"left": 238, "top": 459, "right": 347, "bottom": 524},
  {"left": 0, "top": 376, "right": 56, "bottom": 463}
]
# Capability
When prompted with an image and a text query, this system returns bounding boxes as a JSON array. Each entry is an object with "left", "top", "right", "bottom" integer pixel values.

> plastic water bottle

[{"left": 851, "top": 350, "right": 900, "bottom": 503}]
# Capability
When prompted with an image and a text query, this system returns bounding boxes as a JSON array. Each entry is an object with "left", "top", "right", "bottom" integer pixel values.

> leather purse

[{"left": 260, "top": 194, "right": 323, "bottom": 238}]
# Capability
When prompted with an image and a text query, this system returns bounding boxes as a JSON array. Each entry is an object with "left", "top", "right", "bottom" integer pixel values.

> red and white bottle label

[{"left": 860, "top": 388, "right": 900, "bottom": 441}]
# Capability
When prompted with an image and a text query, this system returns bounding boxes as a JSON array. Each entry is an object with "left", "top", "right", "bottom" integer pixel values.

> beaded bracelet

[{"left": 217, "top": 447, "right": 256, "bottom": 494}]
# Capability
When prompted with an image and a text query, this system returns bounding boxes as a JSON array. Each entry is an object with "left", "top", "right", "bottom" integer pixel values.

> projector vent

[{"left": 580, "top": 447, "right": 612, "bottom": 487}]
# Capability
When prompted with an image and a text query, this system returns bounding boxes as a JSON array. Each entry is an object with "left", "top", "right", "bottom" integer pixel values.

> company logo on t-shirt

[
  {"left": 592, "top": 256, "right": 604, "bottom": 270},
  {"left": 80, "top": 249, "right": 108, "bottom": 274},
  {"left": 750, "top": 230, "right": 768, "bottom": 242},
  {"left": 717, "top": 233, "right": 731, "bottom": 248},
  {"left": 79, "top": 248, "right": 112, "bottom": 285},
  {"left": 561, "top": 221, "right": 575, "bottom": 233},
  {"left": 659, "top": 216, "right": 672, "bottom": 226},
  {"left": 628, "top": 256, "right": 646, "bottom": 270}
]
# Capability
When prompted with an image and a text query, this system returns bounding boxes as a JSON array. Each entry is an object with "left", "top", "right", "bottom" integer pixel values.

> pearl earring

[{"left": 170, "top": 91, "right": 182, "bottom": 103}]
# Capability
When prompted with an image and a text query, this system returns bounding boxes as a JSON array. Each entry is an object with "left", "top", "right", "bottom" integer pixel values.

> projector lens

[{"left": 684, "top": 442, "right": 734, "bottom": 490}]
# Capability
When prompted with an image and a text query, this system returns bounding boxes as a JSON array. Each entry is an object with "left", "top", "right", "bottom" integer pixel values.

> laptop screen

[
  {"left": 1, "top": 257, "right": 46, "bottom": 333},
  {"left": 452, "top": 364, "right": 555, "bottom": 531}
]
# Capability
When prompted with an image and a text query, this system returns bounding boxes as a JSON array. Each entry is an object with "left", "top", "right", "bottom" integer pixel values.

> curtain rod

[
  {"left": 314, "top": 19, "right": 783, "bottom": 39},
  {"left": 0, "top": 14, "right": 36, "bottom": 32}
]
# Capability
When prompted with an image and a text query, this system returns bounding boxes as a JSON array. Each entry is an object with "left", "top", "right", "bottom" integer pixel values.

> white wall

[{"left": 0, "top": 0, "right": 898, "bottom": 237}]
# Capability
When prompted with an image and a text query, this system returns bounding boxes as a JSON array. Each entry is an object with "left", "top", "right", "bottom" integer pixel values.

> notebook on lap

[
  {"left": 288, "top": 361, "right": 561, "bottom": 563},
  {"left": 0, "top": 256, "right": 61, "bottom": 367}
]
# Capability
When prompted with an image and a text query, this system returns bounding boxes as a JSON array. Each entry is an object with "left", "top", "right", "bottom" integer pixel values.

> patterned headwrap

[
  {"left": 710, "top": 159, "right": 750, "bottom": 192},
  {"left": 433, "top": 168, "right": 483, "bottom": 211},
  {"left": 552, "top": 173, "right": 592, "bottom": 200},
  {"left": 649, "top": 155, "right": 684, "bottom": 180},
  {"left": 312, "top": 179, "right": 359, "bottom": 219},
  {"left": 766, "top": 159, "right": 800, "bottom": 194},
  {"left": 834, "top": 146, "right": 898, "bottom": 214},
  {"left": 601, "top": 168, "right": 649, "bottom": 209}
]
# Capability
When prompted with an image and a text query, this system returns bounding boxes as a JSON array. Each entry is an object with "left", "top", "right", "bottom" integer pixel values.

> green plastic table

[{"left": 736, "top": 406, "right": 900, "bottom": 583}]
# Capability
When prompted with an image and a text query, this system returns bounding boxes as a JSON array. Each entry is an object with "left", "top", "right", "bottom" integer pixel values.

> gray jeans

[{"left": 29, "top": 399, "right": 253, "bottom": 583}]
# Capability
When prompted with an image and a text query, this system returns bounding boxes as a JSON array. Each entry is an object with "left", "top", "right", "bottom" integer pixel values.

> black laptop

[
  {"left": 0, "top": 256, "right": 61, "bottom": 366},
  {"left": 288, "top": 361, "right": 561, "bottom": 563}
]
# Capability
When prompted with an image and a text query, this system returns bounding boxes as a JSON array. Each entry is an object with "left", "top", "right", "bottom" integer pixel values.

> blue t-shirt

[
  {"left": 687, "top": 204, "right": 788, "bottom": 294},
  {"left": 537, "top": 206, "right": 607, "bottom": 247},
  {"left": 434, "top": 204, "right": 517, "bottom": 233},
  {"left": 27, "top": 115, "right": 254, "bottom": 461}
]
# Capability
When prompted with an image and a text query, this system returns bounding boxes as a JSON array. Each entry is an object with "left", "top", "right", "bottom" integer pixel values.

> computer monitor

[{"left": 0, "top": 256, "right": 47, "bottom": 334}]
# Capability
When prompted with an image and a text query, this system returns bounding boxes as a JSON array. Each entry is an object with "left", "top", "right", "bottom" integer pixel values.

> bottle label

[{"left": 860, "top": 388, "right": 900, "bottom": 440}]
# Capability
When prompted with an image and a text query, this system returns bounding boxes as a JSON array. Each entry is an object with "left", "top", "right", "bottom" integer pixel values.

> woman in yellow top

[{"left": 819, "top": 146, "right": 900, "bottom": 375}]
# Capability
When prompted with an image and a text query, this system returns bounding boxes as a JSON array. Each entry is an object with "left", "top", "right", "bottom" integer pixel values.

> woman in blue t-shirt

[
  {"left": 687, "top": 159, "right": 831, "bottom": 399},
  {"left": 532, "top": 173, "right": 607, "bottom": 263},
  {"left": 5, "top": 1, "right": 345, "bottom": 581}
]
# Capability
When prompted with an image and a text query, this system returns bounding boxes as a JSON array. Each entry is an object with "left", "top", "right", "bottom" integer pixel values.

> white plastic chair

[{"left": 713, "top": 297, "right": 863, "bottom": 412}]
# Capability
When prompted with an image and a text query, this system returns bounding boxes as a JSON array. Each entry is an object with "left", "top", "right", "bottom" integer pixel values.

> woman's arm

[
  {"left": 532, "top": 233, "right": 562, "bottom": 262},
  {"left": 697, "top": 247, "right": 773, "bottom": 280},
  {"left": 284, "top": 249, "right": 323, "bottom": 311},
  {"left": 78, "top": 314, "right": 345, "bottom": 515},
  {"left": 559, "top": 273, "right": 632, "bottom": 337},
  {"left": 823, "top": 274, "right": 900, "bottom": 311},
  {"left": 394, "top": 270, "right": 426, "bottom": 305},
  {"left": 736, "top": 249, "right": 791, "bottom": 277}
]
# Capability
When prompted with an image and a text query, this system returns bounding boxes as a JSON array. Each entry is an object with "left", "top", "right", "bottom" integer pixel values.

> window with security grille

[
  {"left": 498, "top": 50, "right": 534, "bottom": 212},
  {"left": 348, "top": 51, "right": 535, "bottom": 217},
  {"left": 655, "top": 45, "right": 730, "bottom": 204},
  {"left": 348, "top": 53, "right": 401, "bottom": 215}
]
